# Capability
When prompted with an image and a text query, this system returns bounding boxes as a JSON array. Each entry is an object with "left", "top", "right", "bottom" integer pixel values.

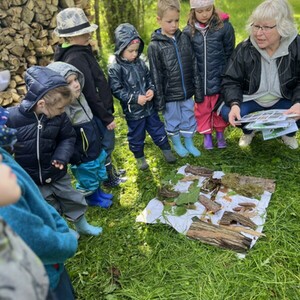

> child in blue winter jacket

[
  {"left": 183, "top": 0, "right": 235, "bottom": 150},
  {"left": 47, "top": 61, "right": 113, "bottom": 208},
  {"left": 0, "top": 107, "right": 77, "bottom": 299},
  {"left": 6, "top": 66, "right": 102, "bottom": 236},
  {"left": 108, "top": 23, "right": 176, "bottom": 170}
]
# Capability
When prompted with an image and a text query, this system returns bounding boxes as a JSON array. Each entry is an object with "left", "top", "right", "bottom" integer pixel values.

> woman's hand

[
  {"left": 228, "top": 105, "right": 241, "bottom": 126},
  {"left": 284, "top": 103, "right": 300, "bottom": 120}
]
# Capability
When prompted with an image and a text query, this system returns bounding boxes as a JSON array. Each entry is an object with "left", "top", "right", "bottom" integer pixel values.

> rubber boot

[
  {"left": 170, "top": 135, "right": 189, "bottom": 157},
  {"left": 85, "top": 191, "right": 113, "bottom": 209},
  {"left": 74, "top": 215, "right": 102, "bottom": 236},
  {"left": 69, "top": 228, "right": 80, "bottom": 240},
  {"left": 184, "top": 137, "right": 201, "bottom": 157},
  {"left": 203, "top": 134, "right": 213, "bottom": 150},
  {"left": 136, "top": 157, "right": 149, "bottom": 170},
  {"left": 216, "top": 132, "right": 227, "bottom": 149},
  {"left": 97, "top": 188, "right": 113, "bottom": 200},
  {"left": 162, "top": 150, "right": 177, "bottom": 163}
]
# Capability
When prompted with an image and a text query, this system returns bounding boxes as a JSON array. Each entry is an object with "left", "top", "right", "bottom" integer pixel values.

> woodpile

[{"left": 0, "top": 0, "right": 91, "bottom": 106}]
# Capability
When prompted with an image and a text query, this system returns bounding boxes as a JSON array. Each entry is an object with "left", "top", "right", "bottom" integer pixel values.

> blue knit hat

[{"left": 0, "top": 107, "right": 17, "bottom": 147}]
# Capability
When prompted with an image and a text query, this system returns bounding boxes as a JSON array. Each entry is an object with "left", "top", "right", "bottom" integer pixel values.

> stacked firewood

[{"left": 0, "top": 0, "right": 91, "bottom": 106}]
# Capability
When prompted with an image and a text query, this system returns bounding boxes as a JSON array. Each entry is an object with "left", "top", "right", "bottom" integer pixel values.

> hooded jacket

[
  {"left": 54, "top": 44, "right": 114, "bottom": 126},
  {"left": 6, "top": 66, "right": 76, "bottom": 185},
  {"left": 183, "top": 12, "right": 235, "bottom": 99},
  {"left": 47, "top": 62, "right": 103, "bottom": 165},
  {"left": 108, "top": 23, "right": 155, "bottom": 120},
  {"left": 147, "top": 28, "right": 202, "bottom": 111}
]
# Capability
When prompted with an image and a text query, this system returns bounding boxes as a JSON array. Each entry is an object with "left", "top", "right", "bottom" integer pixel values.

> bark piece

[
  {"left": 185, "top": 165, "right": 213, "bottom": 177},
  {"left": 158, "top": 186, "right": 180, "bottom": 199},
  {"left": 198, "top": 194, "right": 221, "bottom": 213},
  {"left": 186, "top": 219, "right": 252, "bottom": 253},
  {"left": 219, "top": 211, "right": 257, "bottom": 230}
]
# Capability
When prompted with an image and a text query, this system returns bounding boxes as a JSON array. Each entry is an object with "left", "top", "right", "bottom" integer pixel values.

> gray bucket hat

[{"left": 54, "top": 8, "right": 98, "bottom": 38}]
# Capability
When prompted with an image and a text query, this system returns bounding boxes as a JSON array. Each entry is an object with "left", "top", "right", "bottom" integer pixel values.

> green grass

[{"left": 68, "top": 2, "right": 300, "bottom": 299}]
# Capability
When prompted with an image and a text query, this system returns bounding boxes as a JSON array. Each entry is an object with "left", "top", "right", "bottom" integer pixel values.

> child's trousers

[
  {"left": 126, "top": 112, "right": 169, "bottom": 158},
  {"left": 70, "top": 149, "right": 107, "bottom": 193},
  {"left": 38, "top": 173, "right": 87, "bottom": 222},
  {"left": 195, "top": 94, "right": 228, "bottom": 134},
  {"left": 163, "top": 98, "right": 197, "bottom": 138}
]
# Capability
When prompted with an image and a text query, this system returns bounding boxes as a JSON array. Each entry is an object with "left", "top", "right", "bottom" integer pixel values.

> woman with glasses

[{"left": 215, "top": 0, "right": 300, "bottom": 149}]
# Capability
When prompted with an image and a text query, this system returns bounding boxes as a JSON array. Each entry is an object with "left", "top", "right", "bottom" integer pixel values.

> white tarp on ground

[{"left": 136, "top": 165, "right": 274, "bottom": 253}]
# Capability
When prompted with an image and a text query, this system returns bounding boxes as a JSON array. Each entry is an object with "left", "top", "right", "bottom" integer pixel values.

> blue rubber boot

[
  {"left": 74, "top": 215, "right": 102, "bottom": 236},
  {"left": 97, "top": 188, "right": 113, "bottom": 200},
  {"left": 184, "top": 137, "right": 201, "bottom": 157},
  {"left": 170, "top": 135, "right": 189, "bottom": 157},
  {"left": 86, "top": 192, "right": 113, "bottom": 209}
]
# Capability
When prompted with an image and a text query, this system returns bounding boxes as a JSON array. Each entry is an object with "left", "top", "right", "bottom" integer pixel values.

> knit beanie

[{"left": 190, "top": 0, "right": 214, "bottom": 8}]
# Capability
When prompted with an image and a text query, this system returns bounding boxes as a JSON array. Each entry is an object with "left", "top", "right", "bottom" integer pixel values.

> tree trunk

[
  {"left": 102, "top": 0, "right": 137, "bottom": 44},
  {"left": 94, "top": 0, "right": 101, "bottom": 53}
]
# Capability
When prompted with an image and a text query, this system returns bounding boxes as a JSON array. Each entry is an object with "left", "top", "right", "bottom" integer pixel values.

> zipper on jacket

[
  {"left": 172, "top": 38, "right": 187, "bottom": 100},
  {"left": 132, "top": 62, "right": 152, "bottom": 115},
  {"left": 203, "top": 33, "right": 207, "bottom": 95},
  {"left": 34, "top": 112, "right": 44, "bottom": 184},
  {"left": 80, "top": 128, "right": 89, "bottom": 156}
]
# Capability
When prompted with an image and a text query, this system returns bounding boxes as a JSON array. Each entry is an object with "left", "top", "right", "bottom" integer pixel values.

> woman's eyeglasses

[{"left": 251, "top": 24, "right": 277, "bottom": 32}]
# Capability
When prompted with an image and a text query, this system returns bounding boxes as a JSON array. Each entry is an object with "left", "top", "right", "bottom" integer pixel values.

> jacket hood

[
  {"left": 114, "top": 23, "right": 144, "bottom": 57},
  {"left": 47, "top": 61, "right": 85, "bottom": 91},
  {"left": 23, "top": 66, "right": 68, "bottom": 112}
]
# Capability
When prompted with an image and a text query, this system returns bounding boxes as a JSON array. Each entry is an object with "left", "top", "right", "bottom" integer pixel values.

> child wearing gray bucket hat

[{"left": 54, "top": 8, "right": 126, "bottom": 187}]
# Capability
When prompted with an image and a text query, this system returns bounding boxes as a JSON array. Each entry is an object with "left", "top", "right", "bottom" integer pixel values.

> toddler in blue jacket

[
  {"left": 0, "top": 106, "right": 77, "bottom": 299},
  {"left": 6, "top": 66, "right": 102, "bottom": 236}
]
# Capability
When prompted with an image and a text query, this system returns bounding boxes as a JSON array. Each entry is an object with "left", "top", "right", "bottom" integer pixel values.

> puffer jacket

[
  {"left": 54, "top": 44, "right": 114, "bottom": 126},
  {"left": 147, "top": 28, "right": 202, "bottom": 111},
  {"left": 6, "top": 66, "right": 76, "bottom": 185},
  {"left": 108, "top": 23, "right": 155, "bottom": 120},
  {"left": 47, "top": 62, "right": 103, "bottom": 165},
  {"left": 183, "top": 13, "right": 235, "bottom": 99},
  {"left": 215, "top": 35, "right": 300, "bottom": 109}
]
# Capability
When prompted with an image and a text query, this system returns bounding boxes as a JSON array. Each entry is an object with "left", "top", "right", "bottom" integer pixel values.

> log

[
  {"left": 219, "top": 211, "right": 257, "bottom": 230},
  {"left": 186, "top": 219, "right": 252, "bottom": 253}
]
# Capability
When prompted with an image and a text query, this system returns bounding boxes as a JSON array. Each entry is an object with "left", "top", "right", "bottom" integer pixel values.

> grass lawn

[{"left": 69, "top": 1, "right": 300, "bottom": 299}]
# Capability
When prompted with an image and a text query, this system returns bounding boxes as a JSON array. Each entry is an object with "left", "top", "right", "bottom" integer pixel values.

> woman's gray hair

[{"left": 246, "top": 0, "right": 296, "bottom": 37}]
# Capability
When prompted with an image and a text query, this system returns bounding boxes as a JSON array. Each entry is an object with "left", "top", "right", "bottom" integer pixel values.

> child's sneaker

[
  {"left": 239, "top": 132, "right": 255, "bottom": 147},
  {"left": 281, "top": 135, "right": 298, "bottom": 149},
  {"left": 162, "top": 150, "right": 177, "bottom": 163},
  {"left": 136, "top": 157, "right": 149, "bottom": 170}
]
